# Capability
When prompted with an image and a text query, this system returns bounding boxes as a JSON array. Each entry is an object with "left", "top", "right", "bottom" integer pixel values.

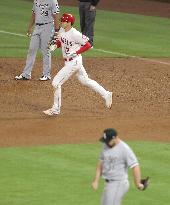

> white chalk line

[
  {"left": 94, "top": 48, "right": 170, "bottom": 66},
  {"left": 1, "top": 30, "right": 170, "bottom": 66},
  {"left": 0, "top": 30, "right": 27, "bottom": 37}
]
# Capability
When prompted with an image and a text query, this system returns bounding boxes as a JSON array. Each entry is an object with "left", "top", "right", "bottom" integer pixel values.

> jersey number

[
  {"left": 41, "top": 10, "right": 48, "bottom": 16},
  {"left": 65, "top": 47, "right": 70, "bottom": 53}
]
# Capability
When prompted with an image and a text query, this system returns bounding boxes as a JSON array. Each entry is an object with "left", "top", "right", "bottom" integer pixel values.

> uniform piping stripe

[
  {"left": 1, "top": 30, "right": 170, "bottom": 66},
  {"left": 130, "top": 162, "right": 139, "bottom": 169}
]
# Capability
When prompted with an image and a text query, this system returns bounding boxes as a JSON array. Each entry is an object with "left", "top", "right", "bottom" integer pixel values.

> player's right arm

[
  {"left": 27, "top": 12, "right": 35, "bottom": 37},
  {"left": 92, "top": 160, "right": 103, "bottom": 190}
]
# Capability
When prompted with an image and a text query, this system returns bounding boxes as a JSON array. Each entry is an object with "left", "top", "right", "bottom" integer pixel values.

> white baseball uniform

[{"left": 48, "top": 27, "right": 111, "bottom": 114}]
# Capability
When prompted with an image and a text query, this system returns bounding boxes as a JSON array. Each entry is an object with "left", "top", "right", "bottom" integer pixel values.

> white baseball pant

[{"left": 51, "top": 55, "right": 109, "bottom": 112}]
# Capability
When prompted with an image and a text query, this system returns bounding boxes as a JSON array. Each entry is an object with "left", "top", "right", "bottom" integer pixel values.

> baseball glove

[
  {"left": 141, "top": 177, "right": 149, "bottom": 190},
  {"left": 47, "top": 32, "right": 59, "bottom": 52},
  {"left": 48, "top": 32, "right": 58, "bottom": 45}
]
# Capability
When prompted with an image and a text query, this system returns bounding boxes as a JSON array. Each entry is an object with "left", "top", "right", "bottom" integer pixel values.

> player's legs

[
  {"left": 79, "top": 2, "right": 86, "bottom": 34},
  {"left": 52, "top": 64, "right": 78, "bottom": 88},
  {"left": 43, "top": 85, "right": 61, "bottom": 116},
  {"left": 76, "top": 65, "right": 107, "bottom": 98},
  {"left": 52, "top": 65, "right": 78, "bottom": 110},
  {"left": 76, "top": 65, "right": 112, "bottom": 108},
  {"left": 40, "top": 24, "right": 53, "bottom": 78},
  {"left": 113, "top": 180, "right": 129, "bottom": 205},
  {"left": 43, "top": 64, "right": 78, "bottom": 115},
  {"left": 52, "top": 85, "right": 61, "bottom": 112},
  {"left": 84, "top": 3, "right": 96, "bottom": 46},
  {"left": 22, "top": 33, "right": 40, "bottom": 78},
  {"left": 101, "top": 180, "right": 129, "bottom": 205}
]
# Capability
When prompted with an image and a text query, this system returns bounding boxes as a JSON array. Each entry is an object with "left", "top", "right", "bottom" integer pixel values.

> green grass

[
  {"left": 1, "top": 0, "right": 170, "bottom": 57},
  {"left": 96, "top": 10, "right": 170, "bottom": 57},
  {"left": 0, "top": 141, "right": 169, "bottom": 205}
]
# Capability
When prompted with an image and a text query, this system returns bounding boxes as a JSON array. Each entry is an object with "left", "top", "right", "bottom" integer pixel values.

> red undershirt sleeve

[{"left": 76, "top": 42, "right": 92, "bottom": 55}]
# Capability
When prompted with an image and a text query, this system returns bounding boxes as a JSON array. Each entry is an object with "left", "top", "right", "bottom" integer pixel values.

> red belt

[{"left": 64, "top": 58, "right": 73, "bottom": 62}]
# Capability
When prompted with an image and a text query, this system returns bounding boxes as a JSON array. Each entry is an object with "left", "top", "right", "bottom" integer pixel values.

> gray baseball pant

[
  {"left": 102, "top": 180, "right": 129, "bottom": 205},
  {"left": 22, "top": 23, "right": 54, "bottom": 78}
]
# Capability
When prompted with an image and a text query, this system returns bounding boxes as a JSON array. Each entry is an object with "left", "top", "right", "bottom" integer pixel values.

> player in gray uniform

[
  {"left": 15, "top": 0, "right": 60, "bottom": 81},
  {"left": 92, "top": 128, "right": 145, "bottom": 205}
]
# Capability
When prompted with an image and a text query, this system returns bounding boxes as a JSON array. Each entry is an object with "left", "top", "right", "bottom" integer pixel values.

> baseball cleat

[
  {"left": 43, "top": 108, "right": 60, "bottom": 116},
  {"left": 39, "top": 75, "right": 51, "bottom": 81},
  {"left": 15, "top": 74, "right": 30, "bottom": 80},
  {"left": 105, "top": 91, "right": 112, "bottom": 109}
]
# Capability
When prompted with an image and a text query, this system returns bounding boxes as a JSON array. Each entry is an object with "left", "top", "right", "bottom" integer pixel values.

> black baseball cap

[{"left": 99, "top": 128, "right": 118, "bottom": 143}]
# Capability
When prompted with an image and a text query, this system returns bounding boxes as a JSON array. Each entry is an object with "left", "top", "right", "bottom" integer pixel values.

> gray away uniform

[
  {"left": 22, "top": 0, "right": 59, "bottom": 79},
  {"left": 100, "top": 140, "right": 139, "bottom": 205}
]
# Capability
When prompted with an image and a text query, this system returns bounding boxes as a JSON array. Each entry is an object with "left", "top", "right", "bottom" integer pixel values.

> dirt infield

[
  {"left": 0, "top": 57, "right": 169, "bottom": 147},
  {"left": 0, "top": 0, "right": 170, "bottom": 147}
]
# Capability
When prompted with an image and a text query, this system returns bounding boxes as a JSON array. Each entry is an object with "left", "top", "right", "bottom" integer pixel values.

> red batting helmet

[{"left": 61, "top": 13, "right": 75, "bottom": 25}]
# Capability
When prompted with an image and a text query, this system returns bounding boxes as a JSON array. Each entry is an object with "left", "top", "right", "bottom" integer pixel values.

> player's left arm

[
  {"left": 52, "top": 0, "right": 60, "bottom": 32},
  {"left": 131, "top": 165, "right": 144, "bottom": 190},
  {"left": 75, "top": 33, "right": 92, "bottom": 53},
  {"left": 91, "top": 0, "right": 100, "bottom": 6},
  {"left": 125, "top": 147, "right": 145, "bottom": 190},
  {"left": 76, "top": 41, "right": 92, "bottom": 54},
  {"left": 90, "top": 0, "right": 100, "bottom": 10},
  {"left": 48, "top": 0, "right": 60, "bottom": 52},
  {"left": 67, "top": 41, "right": 91, "bottom": 58},
  {"left": 67, "top": 32, "right": 92, "bottom": 58},
  {"left": 52, "top": 13, "right": 60, "bottom": 32}
]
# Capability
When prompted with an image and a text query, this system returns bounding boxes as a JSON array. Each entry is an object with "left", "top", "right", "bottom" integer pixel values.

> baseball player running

[
  {"left": 15, "top": 0, "right": 60, "bottom": 81},
  {"left": 92, "top": 128, "right": 149, "bottom": 205},
  {"left": 43, "top": 13, "right": 112, "bottom": 116}
]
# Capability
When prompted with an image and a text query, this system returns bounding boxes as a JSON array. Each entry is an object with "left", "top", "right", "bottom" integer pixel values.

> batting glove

[{"left": 67, "top": 51, "right": 77, "bottom": 58}]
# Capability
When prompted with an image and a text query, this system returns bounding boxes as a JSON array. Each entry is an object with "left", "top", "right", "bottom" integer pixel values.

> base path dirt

[{"left": 0, "top": 57, "right": 169, "bottom": 147}]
